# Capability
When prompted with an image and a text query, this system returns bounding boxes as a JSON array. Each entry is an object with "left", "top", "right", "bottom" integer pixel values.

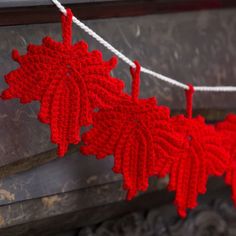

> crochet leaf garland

[
  {"left": 81, "top": 61, "right": 182, "bottom": 200},
  {"left": 0, "top": 7, "right": 234, "bottom": 219},
  {"left": 1, "top": 9, "right": 124, "bottom": 157},
  {"left": 216, "top": 114, "right": 236, "bottom": 205}
]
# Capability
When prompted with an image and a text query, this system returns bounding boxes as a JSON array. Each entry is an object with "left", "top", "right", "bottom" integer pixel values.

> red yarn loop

[
  {"left": 62, "top": 8, "right": 73, "bottom": 46},
  {"left": 185, "top": 84, "right": 194, "bottom": 119},
  {"left": 130, "top": 61, "right": 141, "bottom": 102}
]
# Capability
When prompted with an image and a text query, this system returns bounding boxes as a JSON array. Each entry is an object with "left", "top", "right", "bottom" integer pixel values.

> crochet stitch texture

[
  {"left": 81, "top": 61, "right": 182, "bottom": 200},
  {"left": 155, "top": 87, "right": 229, "bottom": 218},
  {"left": 1, "top": 9, "right": 124, "bottom": 156},
  {"left": 169, "top": 115, "right": 229, "bottom": 218},
  {"left": 216, "top": 114, "right": 236, "bottom": 205}
]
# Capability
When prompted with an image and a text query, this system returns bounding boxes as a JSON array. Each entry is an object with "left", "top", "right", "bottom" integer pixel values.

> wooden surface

[
  {"left": 0, "top": 0, "right": 236, "bottom": 26},
  {"left": 0, "top": 177, "right": 230, "bottom": 235},
  {"left": 0, "top": 0, "right": 118, "bottom": 8},
  {"left": 0, "top": 7, "right": 236, "bottom": 235},
  {"left": 0, "top": 0, "right": 117, "bottom": 8}
]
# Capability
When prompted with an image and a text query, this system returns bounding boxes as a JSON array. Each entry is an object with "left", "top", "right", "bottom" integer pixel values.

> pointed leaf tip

[
  {"left": 12, "top": 49, "right": 20, "bottom": 62},
  {"left": 109, "top": 56, "right": 118, "bottom": 68},
  {"left": 1, "top": 89, "right": 13, "bottom": 100}
]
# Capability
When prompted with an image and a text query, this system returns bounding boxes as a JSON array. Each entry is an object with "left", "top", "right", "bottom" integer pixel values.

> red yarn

[
  {"left": 154, "top": 87, "right": 229, "bottom": 218},
  {"left": 81, "top": 61, "right": 182, "bottom": 200},
  {"left": 130, "top": 61, "right": 140, "bottom": 102},
  {"left": 169, "top": 116, "right": 229, "bottom": 218},
  {"left": 216, "top": 114, "right": 236, "bottom": 205},
  {"left": 185, "top": 84, "right": 194, "bottom": 118},
  {"left": 1, "top": 8, "right": 124, "bottom": 157}
]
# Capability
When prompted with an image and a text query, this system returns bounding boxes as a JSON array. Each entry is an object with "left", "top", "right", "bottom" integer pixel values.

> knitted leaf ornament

[
  {"left": 1, "top": 9, "right": 124, "bottom": 157},
  {"left": 216, "top": 114, "right": 236, "bottom": 205},
  {"left": 156, "top": 86, "right": 229, "bottom": 218},
  {"left": 81, "top": 61, "right": 181, "bottom": 200}
]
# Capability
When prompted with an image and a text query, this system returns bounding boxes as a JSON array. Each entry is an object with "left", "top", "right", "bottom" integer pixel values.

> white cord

[{"left": 51, "top": 0, "right": 236, "bottom": 92}]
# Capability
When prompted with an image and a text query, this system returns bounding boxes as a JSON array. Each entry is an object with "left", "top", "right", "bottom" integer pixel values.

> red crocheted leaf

[
  {"left": 156, "top": 115, "right": 229, "bottom": 218},
  {"left": 216, "top": 114, "right": 236, "bottom": 205},
  {"left": 1, "top": 9, "right": 124, "bottom": 157},
  {"left": 81, "top": 96, "right": 182, "bottom": 200}
]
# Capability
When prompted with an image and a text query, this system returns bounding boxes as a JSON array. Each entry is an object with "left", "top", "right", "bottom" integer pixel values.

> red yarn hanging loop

[
  {"left": 62, "top": 9, "right": 73, "bottom": 46},
  {"left": 185, "top": 84, "right": 194, "bottom": 119},
  {"left": 130, "top": 61, "right": 141, "bottom": 102}
]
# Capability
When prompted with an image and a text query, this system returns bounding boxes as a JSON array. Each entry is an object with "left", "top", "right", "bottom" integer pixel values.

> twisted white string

[{"left": 51, "top": 0, "right": 236, "bottom": 92}]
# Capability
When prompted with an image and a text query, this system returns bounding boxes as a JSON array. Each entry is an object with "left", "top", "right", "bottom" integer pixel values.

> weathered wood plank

[
  {"left": 0, "top": 177, "right": 229, "bottom": 235},
  {"left": 0, "top": 151, "right": 122, "bottom": 206},
  {"left": 0, "top": 0, "right": 235, "bottom": 26},
  {"left": 0, "top": 0, "right": 119, "bottom": 8},
  {"left": 0, "top": 9, "right": 236, "bottom": 177},
  {"left": 0, "top": 0, "right": 118, "bottom": 8}
]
